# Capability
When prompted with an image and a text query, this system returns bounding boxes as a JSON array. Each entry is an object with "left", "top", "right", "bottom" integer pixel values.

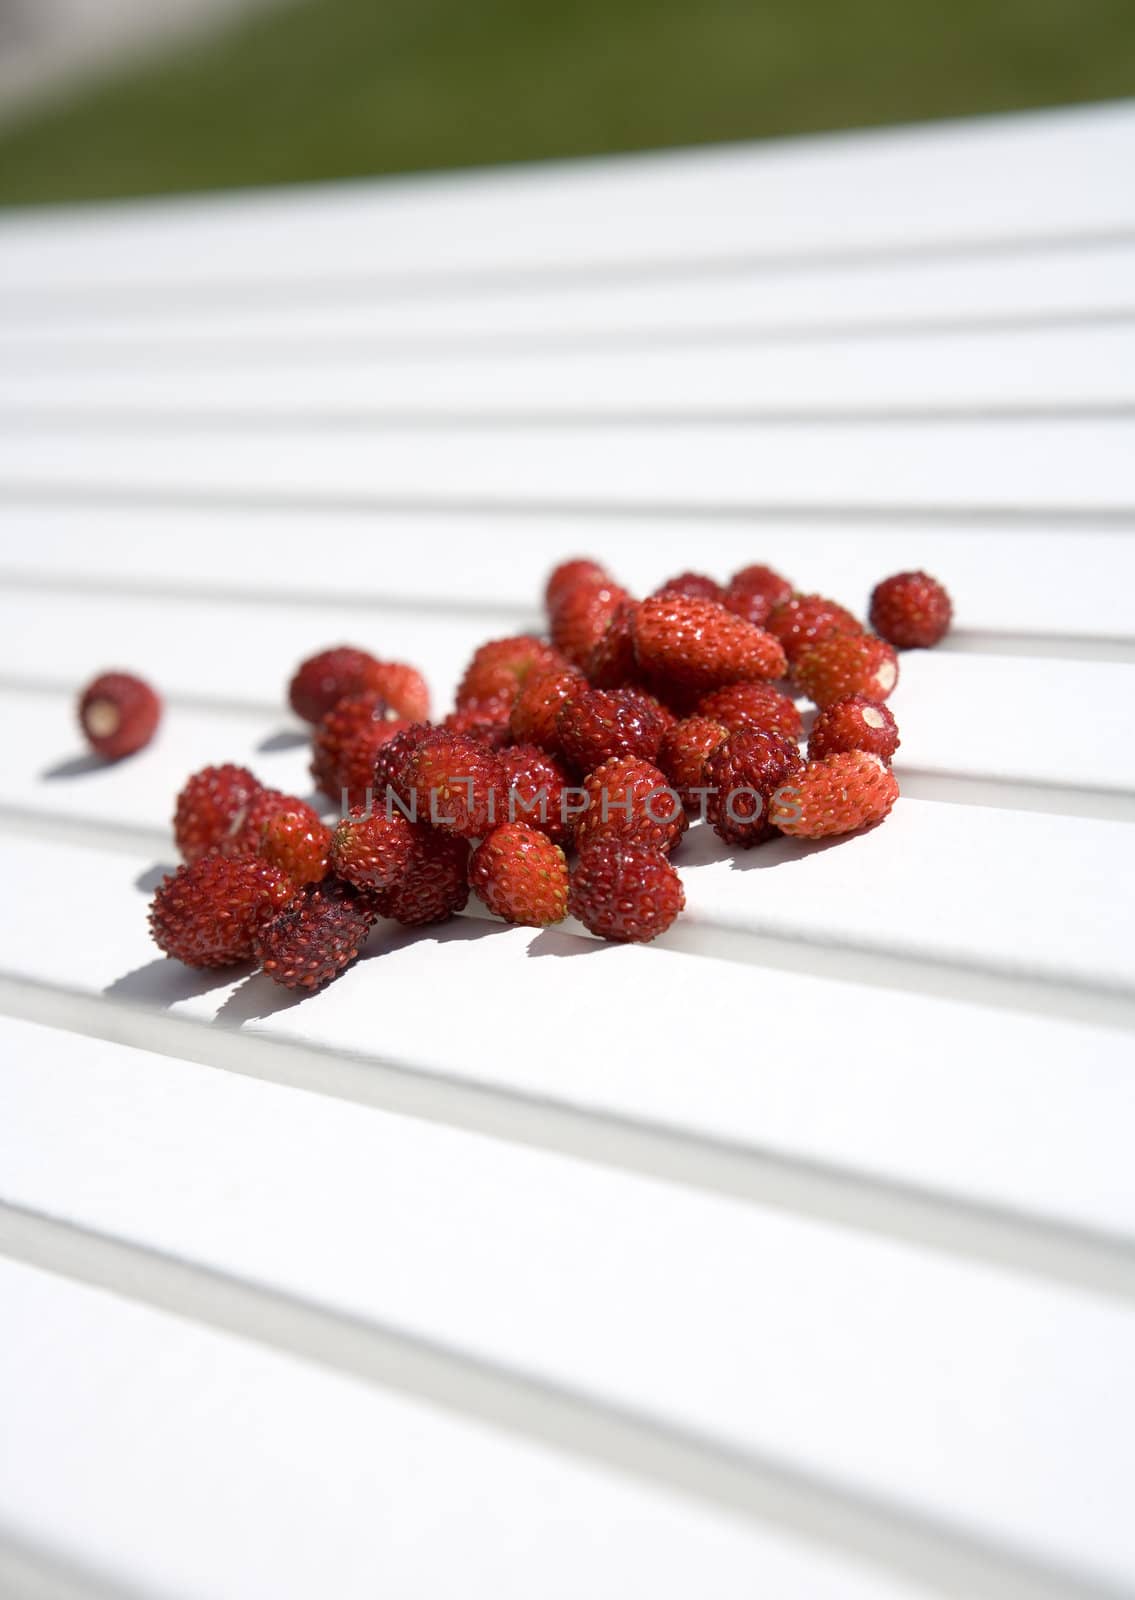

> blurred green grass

[{"left": 1, "top": 0, "right": 1133, "bottom": 206}]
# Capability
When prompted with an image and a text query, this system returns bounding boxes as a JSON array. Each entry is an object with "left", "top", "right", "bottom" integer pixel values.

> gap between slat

[{"left": 0, "top": 1200, "right": 1122, "bottom": 1600}]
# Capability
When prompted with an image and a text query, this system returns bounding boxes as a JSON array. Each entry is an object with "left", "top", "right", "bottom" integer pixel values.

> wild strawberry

[
  {"left": 310, "top": 692, "right": 405, "bottom": 806},
  {"left": 616, "top": 685, "right": 677, "bottom": 733},
  {"left": 375, "top": 829, "right": 470, "bottom": 925},
  {"left": 289, "top": 646, "right": 379, "bottom": 724},
  {"left": 632, "top": 595, "right": 786, "bottom": 696},
  {"left": 367, "top": 660, "right": 431, "bottom": 722},
  {"left": 696, "top": 682, "right": 802, "bottom": 741},
  {"left": 174, "top": 764, "right": 262, "bottom": 864},
  {"left": 330, "top": 804, "right": 420, "bottom": 891},
  {"left": 870, "top": 571, "right": 953, "bottom": 649},
  {"left": 575, "top": 755, "right": 686, "bottom": 854},
  {"left": 149, "top": 856, "right": 294, "bottom": 967},
  {"left": 372, "top": 721, "right": 433, "bottom": 807},
  {"left": 722, "top": 564, "right": 794, "bottom": 628},
  {"left": 569, "top": 839, "right": 685, "bottom": 943},
  {"left": 545, "top": 558, "right": 613, "bottom": 617},
  {"left": 551, "top": 579, "right": 631, "bottom": 668},
  {"left": 258, "top": 809, "right": 332, "bottom": 886},
  {"left": 455, "top": 636, "right": 566, "bottom": 708},
  {"left": 401, "top": 729, "right": 504, "bottom": 837},
  {"left": 220, "top": 788, "right": 324, "bottom": 860},
  {"left": 656, "top": 716, "right": 731, "bottom": 810},
  {"left": 767, "top": 594, "right": 862, "bottom": 666},
  {"left": 497, "top": 744, "right": 573, "bottom": 844},
  {"left": 509, "top": 667, "right": 587, "bottom": 751},
  {"left": 794, "top": 635, "right": 899, "bottom": 708},
  {"left": 774, "top": 750, "right": 899, "bottom": 839},
  {"left": 78, "top": 671, "right": 161, "bottom": 760},
  {"left": 808, "top": 696, "right": 900, "bottom": 763},
  {"left": 652, "top": 571, "right": 722, "bottom": 603},
  {"left": 256, "top": 878, "right": 379, "bottom": 990},
  {"left": 556, "top": 687, "right": 668, "bottom": 773},
  {"left": 470, "top": 823, "right": 569, "bottom": 927},
  {"left": 586, "top": 598, "right": 641, "bottom": 689},
  {"left": 704, "top": 729, "right": 804, "bottom": 848},
  {"left": 443, "top": 695, "right": 514, "bottom": 748}
]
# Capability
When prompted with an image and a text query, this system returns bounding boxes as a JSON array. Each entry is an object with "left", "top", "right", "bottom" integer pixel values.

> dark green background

[{"left": 1, "top": 0, "right": 1133, "bottom": 206}]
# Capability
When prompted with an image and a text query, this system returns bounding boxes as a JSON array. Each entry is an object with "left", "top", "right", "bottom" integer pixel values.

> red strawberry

[
  {"left": 808, "top": 696, "right": 900, "bottom": 763},
  {"left": 149, "top": 856, "right": 295, "bottom": 967},
  {"left": 774, "top": 750, "right": 899, "bottom": 839},
  {"left": 585, "top": 598, "right": 641, "bottom": 689},
  {"left": 551, "top": 579, "right": 631, "bottom": 668},
  {"left": 455, "top": 635, "right": 567, "bottom": 708},
  {"left": 575, "top": 755, "right": 686, "bottom": 854},
  {"left": 257, "top": 809, "right": 332, "bottom": 887},
  {"left": 556, "top": 687, "right": 668, "bottom": 773},
  {"left": 443, "top": 695, "right": 514, "bottom": 748},
  {"left": 401, "top": 729, "right": 504, "bottom": 837},
  {"left": 256, "top": 878, "right": 379, "bottom": 990},
  {"left": 78, "top": 671, "right": 161, "bottom": 760},
  {"left": 375, "top": 829, "right": 470, "bottom": 925},
  {"left": 509, "top": 667, "right": 587, "bottom": 751},
  {"left": 174, "top": 764, "right": 262, "bottom": 864},
  {"left": 696, "top": 682, "right": 802, "bottom": 741},
  {"left": 330, "top": 804, "right": 420, "bottom": 891},
  {"left": 310, "top": 692, "right": 406, "bottom": 807},
  {"left": 870, "top": 571, "right": 953, "bottom": 649},
  {"left": 767, "top": 594, "right": 862, "bottom": 666},
  {"left": 569, "top": 839, "right": 684, "bottom": 943},
  {"left": 704, "top": 728, "right": 804, "bottom": 848},
  {"left": 652, "top": 571, "right": 722, "bottom": 603},
  {"left": 222, "top": 788, "right": 325, "bottom": 860},
  {"left": 470, "top": 822, "right": 569, "bottom": 927},
  {"left": 794, "top": 635, "right": 899, "bottom": 709},
  {"left": 632, "top": 595, "right": 787, "bottom": 696},
  {"left": 545, "top": 558, "right": 612, "bottom": 617},
  {"left": 367, "top": 660, "right": 431, "bottom": 723},
  {"left": 497, "top": 743, "right": 573, "bottom": 844},
  {"left": 722, "top": 564, "right": 793, "bottom": 628},
  {"left": 372, "top": 721, "right": 433, "bottom": 808},
  {"left": 289, "top": 646, "right": 380, "bottom": 724},
  {"left": 656, "top": 716, "right": 731, "bottom": 810}
]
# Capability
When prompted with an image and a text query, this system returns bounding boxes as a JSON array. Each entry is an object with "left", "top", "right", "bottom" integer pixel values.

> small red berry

[
  {"left": 402, "top": 729, "right": 504, "bottom": 837},
  {"left": 497, "top": 744, "right": 573, "bottom": 844},
  {"left": 545, "top": 558, "right": 612, "bottom": 617},
  {"left": 367, "top": 660, "right": 431, "bottom": 723},
  {"left": 256, "top": 878, "right": 379, "bottom": 990},
  {"left": 656, "top": 716, "right": 731, "bottom": 810},
  {"left": 290, "top": 646, "right": 378, "bottom": 723},
  {"left": 652, "top": 571, "right": 722, "bottom": 604},
  {"left": 575, "top": 755, "right": 687, "bottom": 854},
  {"left": 551, "top": 579, "right": 631, "bottom": 668},
  {"left": 556, "top": 687, "right": 668, "bottom": 773},
  {"left": 585, "top": 598, "right": 641, "bottom": 689},
  {"left": 470, "top": 823, "right": 569, "bottom": 927},
  {"left": 330, "top": 804, "right": 420, "bottom": 891},
  {"left": 632, "top": 595, "right": 787, "bottom": 696},
  {"left": 767, "top": 594, "right": 862, "bottom": 666},
  {"left": 310, "top": 692, "right": 405, "bottom": 806},
  {"left": 376, "top": 829, "right": 470, "bottom": 925},
  {"left": 174, "top": 764, "right": 262, "bottom": 864},
  {"left": 258, "top": 809, "right": 332, "bottom": 886},
  {"left": 149, "top": 856, "right": 295, "bottom": 967},
  {"left": 722, "top": 564, "right": 794, "bottom": 628},
  {"left": 455, "top": 635, "right": 566, "bottom": 708},
  {"left": 808, "top": 696, "right": 900, "bottom": 763},
  {"left": 78, "top": 671, "right": 161, "bottom": 760},
  {"left": 696, "top": 682, "right": 802, "bottom": 741},
  {"left": 443, "top": 695, "right": 514, "bottom": 748},
  {"left": 870, "top": 571, "right": 953, "bottom": 649},
  {"left": 569, "top": 839, "right": 685, "bottom": 944},
  {"left": 774, "top": 751, "right": 899, "bottom": 839},
  {"left": 704, "top": 729, "right": 804, "bottom": 848},
  {"left": 224, "top": 788, "right": 325, "bottom": 860},
  {"left": 372, "top": 721, "right": 434, "bottom": 808},
  {"left": 794, "top": 635, "right": 899, "bottom": 709},
  {"left": 509, "top": 667, "right": 588, "bottom": 751}
]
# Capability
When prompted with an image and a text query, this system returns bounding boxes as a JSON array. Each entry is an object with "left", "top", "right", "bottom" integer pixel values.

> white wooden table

[{"left": 1, "top": 101, "right": 1134, "bottom": 1600}]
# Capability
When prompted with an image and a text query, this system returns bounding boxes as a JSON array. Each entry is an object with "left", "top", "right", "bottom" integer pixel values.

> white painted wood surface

[{"left": 1, "top": 101, "right": 1134, "bottom": 1600}]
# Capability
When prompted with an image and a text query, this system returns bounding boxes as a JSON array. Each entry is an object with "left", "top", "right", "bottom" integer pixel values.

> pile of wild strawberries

[{"left": 80, "top": 561, "right": 951, "bottom": 992}]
